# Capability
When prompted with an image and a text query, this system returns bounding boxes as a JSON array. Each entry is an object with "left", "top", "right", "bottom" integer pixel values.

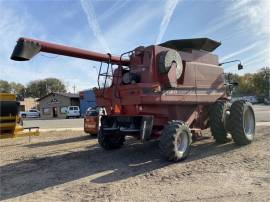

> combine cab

[{"left": 10, "top": 37, "right": 255, "bottom": 161}]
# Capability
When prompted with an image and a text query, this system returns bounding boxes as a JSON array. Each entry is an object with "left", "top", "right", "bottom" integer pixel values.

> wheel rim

[
  {"left": 243, "top": 106, "right": 255, "bottom": 137},
  {"left": 177, "top": 132, "right": 188, "bottom": 155}
]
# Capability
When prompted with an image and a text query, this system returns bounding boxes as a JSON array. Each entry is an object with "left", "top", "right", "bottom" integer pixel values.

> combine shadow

[
  {"left": 25, "top": 135, "right": 91, "bottom": 148},
  {"left": 0, "top": 138, "right": 240, "bottom": 200},
  {"left": 187, "top": 140, "right": 241, "bottom": 162}
]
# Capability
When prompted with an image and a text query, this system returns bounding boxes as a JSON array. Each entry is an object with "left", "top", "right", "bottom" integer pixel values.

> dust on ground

[{"left": 0, "top": 126, "right": 269, "bottom": 202}]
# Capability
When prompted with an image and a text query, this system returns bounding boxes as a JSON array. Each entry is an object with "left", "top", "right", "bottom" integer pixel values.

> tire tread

[
  {"left": 209, "top": 100, "right": 230, "bottom": 143},
  {"left": 230, "top": 100, "right": 255, "bottom": 145},
  {"left": 159, "top": 121, "right": 191, "bottom": 161}
]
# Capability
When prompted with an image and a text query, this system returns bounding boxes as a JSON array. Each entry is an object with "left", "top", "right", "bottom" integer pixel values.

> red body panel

[{"left": 94, "top": 45, "right": 226, "bottom": 130}]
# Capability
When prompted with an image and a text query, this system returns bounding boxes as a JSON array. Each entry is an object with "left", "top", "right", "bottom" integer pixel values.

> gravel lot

[
  {"left": 0, "top": 105, "right": 269, "bottom": 201},
  {"left": 23, "top": 118, "right": 84, "bottom": 130}
]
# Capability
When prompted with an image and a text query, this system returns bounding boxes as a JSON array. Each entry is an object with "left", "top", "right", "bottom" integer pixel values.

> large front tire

[
  {"left": 98, "top": 128, "right": 125, "bottom": 150},
  {"left": 230, "top": 100, "right": 255, "bottom": 145},
  {"left": 159, "top": 121, "right": 192, "bottom": 162},
  {"left": 209, "top": 100, "right": 231, "bottom": 143}
]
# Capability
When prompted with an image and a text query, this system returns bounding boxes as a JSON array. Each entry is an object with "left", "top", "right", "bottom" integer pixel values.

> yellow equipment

[{"left": 0, "top": 93, "right": 39, "bottom": 139}]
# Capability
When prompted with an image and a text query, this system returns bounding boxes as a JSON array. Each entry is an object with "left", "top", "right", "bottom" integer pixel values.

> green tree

[
  {"left": 252, "top": 67, "right": 270, "bottom": 97},
  {"left": 10, "top": 82, "right": 26, "bottom": 95},
  {"left": 238, "top": 73, "right": 254, "bottom": 95},
  {"left": 26, "top": 78, "right": 66, "bottom": 98},
  {"left": 45, "top": 78, "right": 66, "bottom": 93},
  {"left": 231, "top": 67, "right": 270, "bottom": 99},
  {"left": 0, "top": 80, "right": 11, "bottom": 93}
]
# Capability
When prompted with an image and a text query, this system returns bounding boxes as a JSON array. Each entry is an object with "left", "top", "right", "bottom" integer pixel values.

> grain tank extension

[{"left": 11, "top": 37, "right": 255, "bottom": 161}]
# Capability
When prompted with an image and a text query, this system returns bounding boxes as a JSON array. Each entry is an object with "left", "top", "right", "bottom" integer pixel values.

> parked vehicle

[
  {"left": 84, "top": 107, "right": 101, "bottom": 136},
  {"left": 264, "top": 97, "right": 270, "bottom": 105},
  {"left": 243, "top": 96, "right": 257, "bottom": 104},
  {"left": 66, "top": 106, "right": 80, "bottom": 118},
  {"left": 20, "top": 109, "right": 40, "bottom": 118},
  {"left": 231, "top": 96, "right": 257, "bottom": 104}
]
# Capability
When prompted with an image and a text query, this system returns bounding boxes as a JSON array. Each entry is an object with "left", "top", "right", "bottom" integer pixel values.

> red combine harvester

[{"left": 11, "top": 37, "right": 255, "bottom": 161}]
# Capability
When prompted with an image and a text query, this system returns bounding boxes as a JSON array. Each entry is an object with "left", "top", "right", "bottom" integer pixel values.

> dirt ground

[{"left": 0, "top": 124, "right": 269, "bottom": 202}]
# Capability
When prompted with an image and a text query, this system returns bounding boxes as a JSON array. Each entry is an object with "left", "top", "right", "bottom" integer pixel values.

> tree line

[
  {"left": 229, "top": 67, "right": 269, "bottom": 100},
  {"left": 0, "top": 78, "right": 66, "bottom": 100}
]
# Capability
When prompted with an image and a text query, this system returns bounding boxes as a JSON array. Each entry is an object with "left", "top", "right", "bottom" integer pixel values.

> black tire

[
  {"left": 22, "top": 114, "right": 26, "bottom": 118},
  {"left": 98, "top": 127, "right": 124, "bottom": 150},
  {"left": 159, "top": 121, "right": 192, "bottom": 162},
  {"left": 89, "top": 133, "right": 97, "bottom": 137},
  {"left": 209, "top": 100, "right": 231, "bottom": 143},
  {"left": 229, "top": 100, "right": 255, "bottom": 145}
]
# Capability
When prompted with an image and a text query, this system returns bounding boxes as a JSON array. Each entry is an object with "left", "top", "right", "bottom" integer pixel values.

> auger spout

[{"left": 10, "top": 37, "right": 130, "bottom": 66}]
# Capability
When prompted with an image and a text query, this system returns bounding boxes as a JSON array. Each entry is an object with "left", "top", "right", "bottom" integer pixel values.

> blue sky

[{"left": 0, "top": 0, "right": 269, "bottom": 92}]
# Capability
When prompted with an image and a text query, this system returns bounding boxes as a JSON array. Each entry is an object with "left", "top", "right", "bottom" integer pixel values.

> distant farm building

[
  {"left": 38, "top": 92, "right": 79, "bottom": 118},
  {"left": 19, "top": 97, "right": 39, "bottom": 111}
]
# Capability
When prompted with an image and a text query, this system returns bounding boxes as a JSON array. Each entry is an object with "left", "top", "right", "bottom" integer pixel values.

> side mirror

[
  {"left": 238, "top": 63, "right": 243, "bottom": 70},
  {"left": 219, "top": 60, "right": 243, "bottom": 71}
]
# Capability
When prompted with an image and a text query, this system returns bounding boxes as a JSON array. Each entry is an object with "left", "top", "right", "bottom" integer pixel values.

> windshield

[
  {"left": 86, "top": 107, "right": 100, "bottom": 116},
  {"left": 86, "top": 110, "right": 99, "bottom": 116}
]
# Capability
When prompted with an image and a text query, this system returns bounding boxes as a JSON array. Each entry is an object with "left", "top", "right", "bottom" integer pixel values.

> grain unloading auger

[{"left": 11, "top": 37, "right": 256, "bottom": 161}]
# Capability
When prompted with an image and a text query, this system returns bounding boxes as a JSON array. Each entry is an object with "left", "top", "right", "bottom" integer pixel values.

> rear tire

[
  {"left": 209, "top": 100, "right": 231, "bottom": 143},
  {"left": 230, "top": 100, "right": 255, "bottom": 145},
  {"left": 98, "top": 127, "right": 125, "bottom": 150},
  {"left": 159, "top": 121, "right": 192, "bottom": 161}
]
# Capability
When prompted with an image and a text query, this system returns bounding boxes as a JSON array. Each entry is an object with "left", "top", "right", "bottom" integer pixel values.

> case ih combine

[{"left": 11, "top": 37, "right": 255, "bottom": 161}]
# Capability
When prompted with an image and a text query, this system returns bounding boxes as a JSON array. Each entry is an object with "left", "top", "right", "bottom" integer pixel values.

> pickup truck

[{"left": 20, "top": 109, "right": 40, "bottom": 118}]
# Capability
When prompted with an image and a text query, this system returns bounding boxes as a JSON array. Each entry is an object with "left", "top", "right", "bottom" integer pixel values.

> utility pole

[{"left": 72, "top": 84, "right": 76, "bottom": 93}]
